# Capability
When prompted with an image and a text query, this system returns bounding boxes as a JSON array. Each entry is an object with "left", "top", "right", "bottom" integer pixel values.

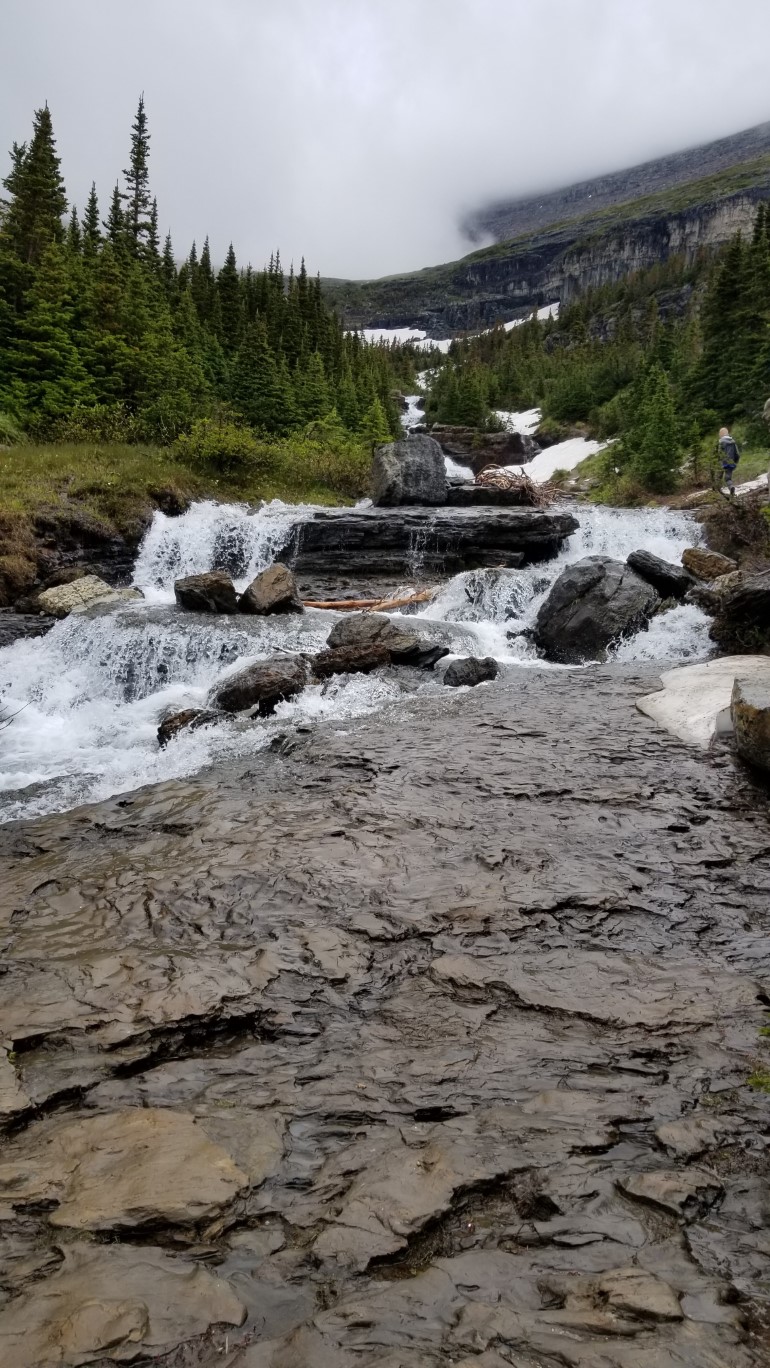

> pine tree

[
  {"left": 146, "top": 197, "right": 160, "bottom": 264},
  {"left": 83, "top": 183, "right": 101, "bottom": 254},
  {"left": 298, "top": 350, "right": 331, "bottom": 422},
  {"left": 160, "top": 232, "right": 177, "bottom": 301},
  {"left": 359, "top": 395, "right": 391, "bottom": 443},
  {"left": 104, "top": 184, "right": 125, "bottom": 246},
  {"left": 630, "top": 363, "right": 680, "bottom": 492},
  {"left": 121, "top": 94, "right": 152, "bottom": 256},
  {"left": 217, "top": 243, "right": 242, "bottom": 351},
  {"left": 2, "top": 104, "right": 67, "bottom": 266},
  {"left": 232, "top": 320, "right": 293, "bottom": 433},
  {"left": 11, "top": 242, "right": 92, "bottom": 423},
  {"left": 67, "top": 206, "right": 82, "bottom": 254}
]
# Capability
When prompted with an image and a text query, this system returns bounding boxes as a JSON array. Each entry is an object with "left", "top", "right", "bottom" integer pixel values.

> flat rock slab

[
  {"left": 1, "top": 666, "right": 770, "bottom": 1365},
  {"left": 283, "top": 505, "right": 578, "bottom": 575},
  {"left": 637, "top": 655, "right": 770, "bottom": 747}
]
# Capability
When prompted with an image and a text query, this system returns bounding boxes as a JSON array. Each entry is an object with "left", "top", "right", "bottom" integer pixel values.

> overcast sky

[{"left": 3, "top": 0, "right": 769, "bottom": 279}]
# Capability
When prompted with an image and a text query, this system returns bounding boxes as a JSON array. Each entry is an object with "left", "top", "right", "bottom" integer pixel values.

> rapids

[{"left": 0, "top": 496, "right": 711, "bottom": 823}]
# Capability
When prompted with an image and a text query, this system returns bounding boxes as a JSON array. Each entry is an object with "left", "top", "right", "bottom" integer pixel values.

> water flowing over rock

[
  {"left": 682, "top": 546, "right": 739, "bottom": 581},
  {"left": 209, "top": 654, "right": 310, "bottom": 714},
  {"left": 287, "top": 506, "right": 579, "bottom": 576},
  {"left": 326, "top": 610, "right": 449, "bottom": 669},
  {"left": 239, "top": 562, "right": 303, "bottom": 615},
  {"left": 34, "top": 574, "right": 143, "bottom": 618},
  {"left": 731, "top": 676, "right": 770, "bottom": 770},
  {"left": 443, "top": 655, "right": 499, "bottom": 687},
  {"left": 1, "top": 668, "right": 769, "bottom": 1365},
  {"left": 626, "top": 549, "right": 694, "bottom": 599},
  {"left": 157, "top": 707, "right": 221, "bottom": 748},
  {"left": 312, "top": 642, "right": 392, "bottom": 678},
  {"left": 535, "top": 556, "right": 659, "bottom": 663},
  {"left": 372, "top": 434, "right": 447, "bottom": 506},
  {"left": 174, "top": 569, "right": 239, "bottom": 613}
]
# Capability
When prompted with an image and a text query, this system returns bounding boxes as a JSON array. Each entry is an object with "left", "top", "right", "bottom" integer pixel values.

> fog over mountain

[{"left": 2, "top": 0, "right": 769, "bottom": 278}]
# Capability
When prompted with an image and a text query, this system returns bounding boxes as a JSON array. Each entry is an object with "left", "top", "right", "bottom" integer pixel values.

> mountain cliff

[{"left": 323, "top": 135, "right": 770, "bottom": 338}]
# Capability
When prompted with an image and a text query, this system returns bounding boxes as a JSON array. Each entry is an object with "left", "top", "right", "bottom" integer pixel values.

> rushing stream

[{"left": 0, "top": 497, "right": 711, "bottom": 823}]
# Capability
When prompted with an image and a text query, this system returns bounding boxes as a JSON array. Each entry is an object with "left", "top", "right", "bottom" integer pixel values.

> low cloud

[{"left": 3, "top": 0, "right": 769, "bottom": 278}]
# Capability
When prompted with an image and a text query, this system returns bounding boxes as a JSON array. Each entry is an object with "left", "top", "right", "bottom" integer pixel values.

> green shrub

[
  {"left": 45, "top": 403, "right": 141, "bottom": 444},
  {"left": 0, "top": 412, "right": 27, "bottom": 447},
  {"left": 173, "top": 417, "right": 265, "bottom": 476}
]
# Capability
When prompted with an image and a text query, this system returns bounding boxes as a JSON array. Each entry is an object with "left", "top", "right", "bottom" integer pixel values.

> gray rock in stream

[
  {"left": 326, "top": 612, "right": 449, "bottom": 669},
  {"left": 372, "top": 434, "right": 447, "bottom": 506},
  {"left": 239, "top": 563, "right": 303, "bottom": 616},
  {"left": 209, "top": 654, "right": 310, "bottom": 715},
  {"left": 443, "top": 656, "right": 499, "bottom": 688},
  {"left": 626, "top": 549, "right": 694, "bottom": 600},
  {"left": 175, "top": 570, "right": 238, "bottom": 614},
  {"left": 535, "top": 555, "right": 659, "bottom": 663}
]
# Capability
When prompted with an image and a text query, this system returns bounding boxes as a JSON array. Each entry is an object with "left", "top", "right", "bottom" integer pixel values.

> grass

[{"left": 0, "top": 437, "right": 369, "bottom": 604}]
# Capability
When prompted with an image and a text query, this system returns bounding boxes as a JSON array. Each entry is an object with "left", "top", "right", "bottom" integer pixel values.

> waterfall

[{"left": 0, "top": 498, "right": 711, "bottom": 823}]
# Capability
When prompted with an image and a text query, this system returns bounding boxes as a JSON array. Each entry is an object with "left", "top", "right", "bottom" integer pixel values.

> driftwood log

[{"left": 302, "top": 588, "right": 435, "bottom": 612}]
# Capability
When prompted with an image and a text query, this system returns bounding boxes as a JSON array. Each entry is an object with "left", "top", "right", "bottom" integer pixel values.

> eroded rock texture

[{"left": 1, "top": 668, "right": 769, "bottom": 1367}]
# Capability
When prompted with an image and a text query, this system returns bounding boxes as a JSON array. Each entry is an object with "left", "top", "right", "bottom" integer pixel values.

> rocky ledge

[
  {"left": 1, "top": 668, "right": 769, "bottom": 1366},
  {"left": 281, "top": 505, "right": 578, "bottom": 575}
]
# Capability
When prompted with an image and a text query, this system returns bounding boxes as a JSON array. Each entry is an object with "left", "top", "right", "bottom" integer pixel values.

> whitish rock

[
  {"left": 372, "top": 433, "right": 447, "bottom": 506},
  {"left": 617, "top": 1169, "right": 723, "bottom": 1217},
  {"left": 34, "top": 574, "right": 141, "bottom": 618},
  {"left": 0, "top": 1108, "right": 249, "bottom": 1231},
  {"left": 239, "top": 562, "right": 303, "bottom": 615},
  {"left": 655, "top": 1114, "right": 734, "bottom": 1158},
  {"left": 681, "top": 547, "right": 738, "bottom": 581},
  {"left": 637, "top": 656, "right": 770, "bottom": 748},
  {"left": 174, "top": 569, "right": 238, "bottom": 613},
  {"left": 0, "top": 1242, "right": 245, "bottom": 1366},
  {"left": 731, "top": 677, "right": 770, "bottom": 771}
]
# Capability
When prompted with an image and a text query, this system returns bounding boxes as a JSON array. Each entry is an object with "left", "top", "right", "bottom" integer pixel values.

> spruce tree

[
  {"left": 67, "top": 206, "right": 82, "bottom": 254},
  {"left": 11, "top": 242, "right": 92, "bottom": 423},
  {"left": 217, "top": 243, "right": 242, "bottom": 351},
  {"left": 298, "top": 350, "right": 331, "bottom": 422},
  {"left": 630, "top": 363, "right": 680, "bottom": 492},
  {"left": 104, "top": 184, "right": 125, "bottom": 247},
  {"left": 83, "top": 183, "right": 101, "bottom": 253},
  {"left": 160, "top": 232, "right": 177, "bottom": 300},
  {"left": 2, "top": 104, "right": 67, "bottom": 266},
  {"left": 121, "top": 94, "right": 152, "bottom": 257},
  {"left": 359, "top": 395, "right": 391, "bottom": 443},
  {"left": 232, "top": 320, "right": 291, "bottom": 433}
]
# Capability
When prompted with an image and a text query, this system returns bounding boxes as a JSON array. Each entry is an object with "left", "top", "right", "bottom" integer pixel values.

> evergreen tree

[
  {"left": 298, "top": 350, "right": 331, "bottom": 422},
  {"left": 359, "top": 395, "right": 390, "bottom": 443},
  {"left": 10, "top": 242, "right": 92, "bottom": 422},
  {"left": 83, "top": 183, "right": 101, "bottom": 254},
  {"left": 160, "top": 231, "right": 177, "bottom": 300},
  {"left": 2, "top": 104, "right": 67, "bottom": 266},
  {"left": 217, "top": 243, "right": 242, "bottom": 351},
  {"left": 104, "top": 184, "right": 125, "bottom": 247},
  {"left": 67, "top": 206, "right": 82, "bottom": 254},
  {"left": 146, "top": 197, "right": 160, "bottom": 263},
  {"left": 629, "top": 363, "right": 680, "bottom": 492},
  {"left": 121, "top": 94, "right": 152, "bottom": 256},
  {"left": 232, "top": 320, "right": 293, "bottom": 433}
]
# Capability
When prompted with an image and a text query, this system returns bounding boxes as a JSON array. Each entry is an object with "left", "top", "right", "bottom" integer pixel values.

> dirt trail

[{"left": 1, "top": 666, "right": 769, "bottom": 1367}]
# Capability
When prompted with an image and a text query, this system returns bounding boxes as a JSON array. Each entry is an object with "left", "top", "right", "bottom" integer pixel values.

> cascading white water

[
  {"left": 417, "top": 503, "right": 712, "bottom": 662},
  {"left": 0, "top": 497, "right": 712, "bottom": 823},
  {"left": 133, "top": 498, "right": 318, "bottom": 602}
]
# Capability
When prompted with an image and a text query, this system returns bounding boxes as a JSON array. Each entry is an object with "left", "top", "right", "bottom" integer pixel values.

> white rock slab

[{"left": 637, "top": 656, "right": 770, "bottom": 748}]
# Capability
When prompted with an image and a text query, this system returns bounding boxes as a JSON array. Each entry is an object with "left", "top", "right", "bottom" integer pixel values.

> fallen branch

[
  {"left": 303, "top": 588, "right": 435, "bottom": 612},
  {"left": 474, "top": 465, "right": 558, "bottom": 506}
]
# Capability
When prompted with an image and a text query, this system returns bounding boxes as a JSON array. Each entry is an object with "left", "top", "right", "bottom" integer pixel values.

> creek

[{"left": 0, "top": 494, "right": 710, "bottom": 823}]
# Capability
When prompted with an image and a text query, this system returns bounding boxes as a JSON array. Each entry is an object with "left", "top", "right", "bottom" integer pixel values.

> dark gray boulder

[
  {"left": 312, "top": 643, "right": 391, "bottom": 679},
  {"left": 627, "top": 549, "right": 694, "bottom": 600},
  {"left": 710, "top": 569, "right": 770, "bottom": 654},
  {"left": 371, "top": 435, "right": 447, "bottom": 506},
  {"left": 326, "top": 612, "right": 448, "bottom": 669},
  {"left": 430, "top": 425, "right": 539, "bottom": 475},
  {"left": 443, "top": 656, "right": 499, "bottom": 688},
  {"left": 157, "top": 709, "right": 221, "bottom": 748},
  {"left": 239, "top": 563, "right": 303, "bottom": 615},
  {"left": 209, "top": 655, "right": 309, "bottom": 715},
  {"left": 174, "top": 571, "right": 238, "bottom": 614},
  {"left": 535, "top": 556, "right": 659, "bottom": 663}
]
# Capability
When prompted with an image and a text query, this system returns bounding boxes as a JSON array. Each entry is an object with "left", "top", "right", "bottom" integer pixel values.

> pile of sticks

[{"left": 474, "top": 465, "right": 558, "bottom": 506}]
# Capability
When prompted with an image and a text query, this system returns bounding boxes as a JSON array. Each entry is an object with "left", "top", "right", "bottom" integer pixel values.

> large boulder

[
  {"left": 686, "top": 570, "right": 744, "bottom": 614},
  {"left": 239, "top": 563, "right": 303, "bottom": 615},
  {"left": 174, "top": 571, "right": 238, "bottom": 613},
  {"left": 443, "top": 656, "right": 499, "bottom": 688},
  {"left": 681, "top": 547, "right": 738, "bottom": 582},
  {"left": 326, "top": 612, "right": 448, "bottom": 669},
  {"left": 710, "top": 569, "right": 770, "bottom": 654},
  {"left": 371, "top": 435, "right": 446, "bottom": 506},
  {"left": 312, "top": 643, "right": 391, "bottom": 679},
  {"left": 430, "top": 425, "right": 539, "bottom": 476},
  {"left": 209, "top": 655, "right": 309, "bottom": 715},
  {"left": 535, "top": 557, "right": 659, "bottom": 664},
  {"left": 626, "top": 550, "right": 694, "bottom": 600},
  {"left": 731, "top": 677, "right": 770, "bottom": 771},
  {"left": 34, "top": 574, "right": 142, "bottom": 619}
]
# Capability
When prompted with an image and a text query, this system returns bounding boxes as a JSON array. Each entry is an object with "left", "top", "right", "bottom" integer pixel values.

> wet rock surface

[
  {"left": 711, "top": 569, "right": 770, "bottom": 655},
  {"left": 285, "top": 505, "right": 579, "bottom": 576},
  {"left": 626, "top": 549, "right": 694, "bottom": 600},
  {"left": 682, "top": 547, "right": 739, "bottom": 582},
  {"left": 372, "top": 434, "right": 447, "bottom": 506},
  {"left": 443, "top": 655, "right": 500, "bottom": 687},
  {"left": 1, "top": 668, "right": 769, "bottom": 1366},
  {"left": 535, "top": 556, "right": 659, "bottom": 663},
  {"left": 731, "top": 677, "right": 770, "bottom": 771},
  {"left": 239, "top": 563, "right": 303, "bottom": 616},
  {"left": 209, "top": 654, "right": 310, "bottom": 714},
  {"left": 175, "top": 569, "right": 239, "bottom": 614}
]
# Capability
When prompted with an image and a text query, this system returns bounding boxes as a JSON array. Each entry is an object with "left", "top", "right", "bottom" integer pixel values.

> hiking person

[{"left": 717, "top": 426, "right": 740, "bottom": 495}]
